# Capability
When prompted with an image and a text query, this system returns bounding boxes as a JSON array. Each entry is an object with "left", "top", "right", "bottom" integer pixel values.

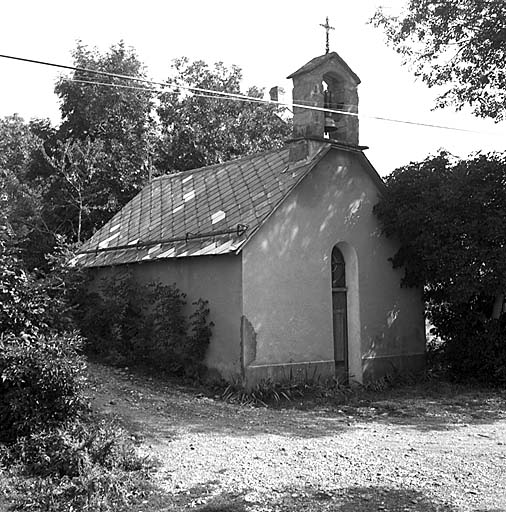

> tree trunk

[
  {"left": 492, "top": 292, "right": 504, "bottom": 320},
  {"left": 77, "top": 197, "right": 83, "bottom": 244}
]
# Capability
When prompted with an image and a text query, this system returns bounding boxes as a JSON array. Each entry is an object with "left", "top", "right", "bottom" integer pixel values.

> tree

[
  {"left": 0, "top": 115, "right": 41, "bottom": 232},
  {"left": 375, "top": 151, "right": 506, "bottom": 309},
  {"left": 42, "top": 138, "right": 107, "bottom": 243},
  {"left": 53, "top": 41, "right": 157, "bottom": 219},
  {"left": 156, "top": 58, "right": 291, "bottom": 172},
  {"left": 0, "top": 115, "right": 54, "bottom": 267},
  {"left": 372, "top": 0, "right": 506, "bottom": 120},
  {"left": 374, "top": 152, "right": 506, "bottom": 382}
]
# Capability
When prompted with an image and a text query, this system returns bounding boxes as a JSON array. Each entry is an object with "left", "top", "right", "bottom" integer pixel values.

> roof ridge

[
  {"left": 155, "top": 145, "right": 289, "bottom": 181},
  {"left": 286, "top": 52, "right": 361, "bottom": 84}
]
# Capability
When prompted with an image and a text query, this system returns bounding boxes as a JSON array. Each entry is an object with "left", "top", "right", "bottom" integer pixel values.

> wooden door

[{"left": 331, "top": 247, "right": 348, "bottom": 381}]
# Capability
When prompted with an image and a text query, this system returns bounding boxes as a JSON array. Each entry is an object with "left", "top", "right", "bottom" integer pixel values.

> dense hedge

[
  {"left": 0, "top": 332, "right": 87, "bottom": 442},
  {"left": 0, "top": 237, "right": 163, "bottom": 510},
  {"left": 76, "top": 271, "right": 213, "bottom": 376},
  {"left": 430, "top": 303, "right": 506, "bottom": 385}
]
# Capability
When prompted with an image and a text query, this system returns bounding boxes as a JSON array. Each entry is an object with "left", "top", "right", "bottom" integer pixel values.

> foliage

[
  {"left": 0, "top": 240, "right": 49, "bottom": 336},
  {"left": 374, "top": 152, "right": 506, "bottom": 305},
  {"left": 41, "top": 138, "right": 108, "bottom": 243},
  {"left": 0, "top": 233, "right": 86, "bottom": 337},
  {"left": 218, "top": 375, "right": 356, "bottom": 408},
  {"left": 372, "top": 0, "right": 506, "bottom": 120},
  {"left": 374, "top": 151, "right": 506, "bottom": 383},
  {"left": 76, "top": 271, "right": 153, "bottom": 365},
  {"left": 0, "top": 115, "right": 51, "bottom": 269},
  {"left": 156, "top": 58, "right": 291, "bottom": 172},
  {"left": 76, "top": 271, "right": 213, "bottom": 376},
  {"left": 0, "top": 332, "right": 87, "bottom": 442},
  {"left": 188, "top": 299, "right": 214, "bottom": 366},
  {"left": 3, "top": 418, "right": 160, "bottom": 512},
  {"left": 0, "top": 227, "right": 90, "bottom": 441},
  {"left": 148, "top": 282, "right": 191, "bottom": 372},
  {"left": 38, "top": 41, "right": 158, "bottom": 244},
  {"left": 430, "top": 303, "right": 506, "bottom": 385}
]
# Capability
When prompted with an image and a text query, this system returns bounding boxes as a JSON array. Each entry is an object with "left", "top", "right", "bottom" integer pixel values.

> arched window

[
  {"left": 331, "top": 245, "right": 348, "bottom": 381},
  {"left": 331, "top": 246, "right": 346, "bottom": 289}
]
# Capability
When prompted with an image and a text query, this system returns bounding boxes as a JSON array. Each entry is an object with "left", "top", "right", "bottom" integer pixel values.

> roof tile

[{"left": 78, "top": 142, "right": 331, "bottom": 267}]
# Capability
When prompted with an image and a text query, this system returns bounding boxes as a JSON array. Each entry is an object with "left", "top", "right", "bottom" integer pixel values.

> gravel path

[{"left": 87, "top": 363, "right": 506, "bottom": 512}]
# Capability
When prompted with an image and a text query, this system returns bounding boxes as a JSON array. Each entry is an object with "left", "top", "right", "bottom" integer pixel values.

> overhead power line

[
  {"left": 0, "top": 52, "right": 503, "bottom": 136},
  {"left": 67, "top": 80, "right": 500, "bottom": 136}
]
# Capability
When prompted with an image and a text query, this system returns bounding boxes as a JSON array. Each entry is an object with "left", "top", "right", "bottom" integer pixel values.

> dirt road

[{"left": 87, "top": 363, "right": 506, "bottom": 512}]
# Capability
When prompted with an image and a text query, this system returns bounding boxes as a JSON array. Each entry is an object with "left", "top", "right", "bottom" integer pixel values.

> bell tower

[{"left": 287, "top": 52, "right": 360, "bottom": 146}]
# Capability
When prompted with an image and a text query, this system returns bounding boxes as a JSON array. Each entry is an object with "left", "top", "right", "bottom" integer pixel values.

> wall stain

[{"left": 241, "top": 315, "right": 257, "bottom": 371}]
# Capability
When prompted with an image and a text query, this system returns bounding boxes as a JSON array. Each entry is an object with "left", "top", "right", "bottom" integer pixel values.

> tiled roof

[{"left": 75, "top": 141, "right": 331, "bottom": 267}]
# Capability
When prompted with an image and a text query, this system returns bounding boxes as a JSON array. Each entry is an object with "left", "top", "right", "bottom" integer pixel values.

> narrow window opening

[{"left": 331, "top": 245, "right": 348, "bottom": 381}]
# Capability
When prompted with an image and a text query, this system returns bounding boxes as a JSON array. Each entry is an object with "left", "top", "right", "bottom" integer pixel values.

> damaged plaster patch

[{"left": 241, "top": 315, "right": 257, "bottom": 368}]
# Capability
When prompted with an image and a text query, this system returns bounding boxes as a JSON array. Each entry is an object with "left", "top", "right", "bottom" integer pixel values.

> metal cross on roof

[{"left": 320, "top": 16, "right": 335, "bottom": 54}]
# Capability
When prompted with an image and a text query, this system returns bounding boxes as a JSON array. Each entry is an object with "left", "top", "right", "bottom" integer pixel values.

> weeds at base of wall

[
  {"left": 216, "top": 376, "right": 353, "bottom": 408},
  {"left": 215, "top": 367, "right": 425, "bottom": 408}
]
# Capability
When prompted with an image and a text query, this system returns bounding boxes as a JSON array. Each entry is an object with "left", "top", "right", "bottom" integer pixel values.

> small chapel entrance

[{"left": 331, "top": 245, "right": 348, "bottom": 381}]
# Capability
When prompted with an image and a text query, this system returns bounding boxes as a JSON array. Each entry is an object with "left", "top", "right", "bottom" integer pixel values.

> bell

[{"left": 324, "top": 114, "right": 338, "bottom": 133}]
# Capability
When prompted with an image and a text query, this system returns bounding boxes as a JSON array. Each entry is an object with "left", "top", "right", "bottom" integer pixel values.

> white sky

[{"left": 0, "top": 0, "right": 504, "bottom": 175}]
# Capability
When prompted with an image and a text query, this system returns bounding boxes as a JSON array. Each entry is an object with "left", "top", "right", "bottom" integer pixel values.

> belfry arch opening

[{"left": 322, "top": 72, "right": 348, "bottom": 140}]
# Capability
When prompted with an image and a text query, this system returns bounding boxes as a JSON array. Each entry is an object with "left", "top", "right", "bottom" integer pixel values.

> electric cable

[{"left": 1, "top": 53, "right": 504, "bottom": 135}]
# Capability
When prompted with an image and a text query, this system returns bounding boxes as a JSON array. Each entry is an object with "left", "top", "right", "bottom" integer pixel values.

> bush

[
  {"left": 0, "top": 221, "right": 164, "bottom": 510},
  {"left": 75, "top": 271, "right": 152, "bottom": 365},
  {"left": 3, "top": 419, "right": 158, "bottom": 512},
  {"left": 76, "top": 271, "right": 213, "bottom": 376},
  {"left": 443, "top": 319, "right": 506, "bottom": 386},
  {"left": 0, "top": 244, "right": 52, "bottom": 336},
  {"left": 0, "top": 238, "right": 85, "bottom": 337},
  {"left": 0, "top": 332, "right": 87, "bottom": 442},
  {"left": 430, "top": 302, "right": 506, "bottom": 386},
  {"left": 5, "top": 419, "right": 146, "bottom": 478}
]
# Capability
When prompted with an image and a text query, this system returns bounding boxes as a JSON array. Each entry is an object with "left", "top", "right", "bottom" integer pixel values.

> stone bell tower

[{"left": 287, "top": 52, "right": 360, "bottom": 146}]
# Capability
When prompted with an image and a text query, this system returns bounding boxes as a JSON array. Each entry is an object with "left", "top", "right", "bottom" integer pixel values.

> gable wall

[{"left": 241, "top": 149, "right": 425, "bottom": 384}]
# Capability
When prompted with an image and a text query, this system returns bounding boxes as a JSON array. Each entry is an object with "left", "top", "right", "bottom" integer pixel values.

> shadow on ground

[
  {"left": 174, "top": 485, "right": 468, "bottom": 512},
  {"left": 87, "top": 363, "right": 506, "bottom": 441}
]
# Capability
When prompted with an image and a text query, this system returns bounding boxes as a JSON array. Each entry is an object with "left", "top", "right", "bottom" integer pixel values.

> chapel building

[{"left": 77, "top": 51, "right": 426, "bottom": 386}]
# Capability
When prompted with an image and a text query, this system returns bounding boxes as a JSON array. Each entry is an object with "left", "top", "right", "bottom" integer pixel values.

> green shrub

[
  {"left": 0, "top": 332, "right": 87, "bottom": 442},
  {"left": 443, "top": 319, "right": 506, "bottom": 385},
  {"left": 0, "top": 238, "right": 85, "bottom": 337},
  {"left": 5, "top": 419, "right": 146, "bottom": 478},
  {"left": 148, "top": 281, "right": 189, "bottom": 373},
  {"left": 75, "top": 271, "right": 152, "bottom": 365},
  {"left": 188, "top": 298, "right": 214, "bottom": 368},
  {"left": 0, "top": 244, "right": 53, "bottom": 336},
  {"left": 4, "top": 419, "right": 157, "bottom": 512},
  {"left": 430, "top": 302, "right": 506, "bottom": 385},
  {"left": 76, "top": 272, "right": 213, "bottom": 376}
]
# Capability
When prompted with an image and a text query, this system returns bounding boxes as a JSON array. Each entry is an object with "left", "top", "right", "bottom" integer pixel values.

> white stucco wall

[
  {"left": 241, "top": 148, "right": 425, "bottom": 383},
  {"left": 93, "top": 254, "right": 243, "bottom": 379}
]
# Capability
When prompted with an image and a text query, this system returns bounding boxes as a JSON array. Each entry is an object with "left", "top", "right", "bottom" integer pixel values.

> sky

[{"left": 0, "top": 0, "right": 504, "bottom": 175}]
